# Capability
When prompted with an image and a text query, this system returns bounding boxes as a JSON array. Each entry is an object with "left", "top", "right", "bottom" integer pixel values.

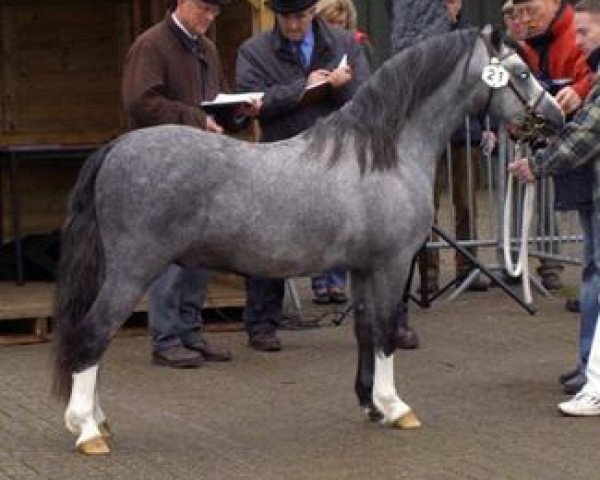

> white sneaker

[{"left": 558, "top": 391, "right": 600, "bottom": 416}]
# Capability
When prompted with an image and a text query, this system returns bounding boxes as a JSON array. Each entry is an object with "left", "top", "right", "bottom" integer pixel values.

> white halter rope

[{"left": 502, "top": 142, "right": 534, "bottom": 305}]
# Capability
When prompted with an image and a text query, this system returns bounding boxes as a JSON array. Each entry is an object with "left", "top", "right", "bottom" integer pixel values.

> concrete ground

[{"left": 1, "top": 268, "right": 598, "bottom": 480}]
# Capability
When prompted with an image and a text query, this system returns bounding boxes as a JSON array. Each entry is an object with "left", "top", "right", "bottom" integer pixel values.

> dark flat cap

[{"left": 268, "top": 0, "right": 318, "bottom": 14}]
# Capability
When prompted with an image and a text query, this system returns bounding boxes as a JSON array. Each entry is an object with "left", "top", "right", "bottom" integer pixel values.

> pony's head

[{"left": 477, "top": 25, "right": 565, "bottom": 138}]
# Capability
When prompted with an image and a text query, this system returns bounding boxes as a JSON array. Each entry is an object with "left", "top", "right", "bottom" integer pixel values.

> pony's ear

[
  {"left": 490, "top": 26, "right": 504, "bottom": 51},
  {"left": 480, "top": 24, "right": 504, "bottom": 51}
]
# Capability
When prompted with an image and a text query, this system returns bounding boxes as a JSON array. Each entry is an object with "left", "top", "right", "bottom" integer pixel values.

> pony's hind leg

[
  {"left": 63, "top": 274, "right": 144, "bottom": 454},
  {"left": 64, "top": 365, "right": 109, "bottom": 454}
]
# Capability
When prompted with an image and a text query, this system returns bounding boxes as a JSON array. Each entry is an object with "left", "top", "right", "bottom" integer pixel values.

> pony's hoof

[
  {"left": 393, "top": 410, "right": 422, "bottom": 429},
  {"left": 77, "top": 436, "right": 110, "bottom": 455},
  {"left": 99, "top": 421, "right": 112, "bottom": 438}
]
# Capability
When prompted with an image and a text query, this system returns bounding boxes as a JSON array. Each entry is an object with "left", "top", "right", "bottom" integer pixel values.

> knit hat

[
  {"left": 502, "top": 1, "right": 514, "bottom": 14},
  {"left": 268, "top": 0, "right": 319, "bottom": 13}
]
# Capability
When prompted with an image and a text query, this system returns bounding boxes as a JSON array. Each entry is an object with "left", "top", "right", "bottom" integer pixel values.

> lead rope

[{"left": 503, "top": 141, "right": 534, "bottom": 305}]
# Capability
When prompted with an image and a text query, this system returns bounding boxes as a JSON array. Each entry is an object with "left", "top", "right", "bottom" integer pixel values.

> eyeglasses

[
  {"left": 513, "top": 4, "right": 541, "bottom": 21},
  {"left": 189, "top": 0, "right": 221, "bottom": 16}
]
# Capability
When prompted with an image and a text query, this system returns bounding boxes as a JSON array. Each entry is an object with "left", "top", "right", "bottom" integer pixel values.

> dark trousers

[
  {"left": 419, "top": 145, "right": 480, "bottom": 279},
  {"left": 243, "top": 277, "right": 285, "bottom": 334}
]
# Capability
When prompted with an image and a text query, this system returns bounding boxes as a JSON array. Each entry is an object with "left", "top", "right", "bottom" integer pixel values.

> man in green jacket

[{"left": 509, "top": 0, "right": 600, "bottom": 417}]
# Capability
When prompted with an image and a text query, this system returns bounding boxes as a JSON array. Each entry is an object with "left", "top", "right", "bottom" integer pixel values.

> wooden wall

[
  {"left": 0, "top": 0, "right": 272, "bottom": 239},
  {"left": 0, "top": 0, "right": 131, "bottom": 145}
]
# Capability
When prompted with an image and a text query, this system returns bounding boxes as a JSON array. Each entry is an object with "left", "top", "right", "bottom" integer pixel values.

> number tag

[{"left": 482, "top": 59, "right": 509, "bottom": 89}]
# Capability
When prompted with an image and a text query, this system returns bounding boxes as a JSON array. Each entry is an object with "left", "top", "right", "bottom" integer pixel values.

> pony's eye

[{"left": 518, "top": 71, "right": 530, "bottom": 80}]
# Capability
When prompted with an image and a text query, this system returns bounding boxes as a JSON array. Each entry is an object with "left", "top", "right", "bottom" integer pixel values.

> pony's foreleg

[
  {"left": 64, "top": 365, "right": 109, "bottom": 454},
  {"left": 372, "top": 351, "right": 421, "bottom": 429},
  {"left": 94, "top": 384, "right": 111, "bottom": 439},
  {"left": 354, "top": 307, "right": 381, "bottom": 422}
]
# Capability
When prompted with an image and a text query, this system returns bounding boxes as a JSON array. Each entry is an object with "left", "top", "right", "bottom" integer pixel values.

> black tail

[{"left": 53, "top": 142, "right": 115, "bottom": 402}]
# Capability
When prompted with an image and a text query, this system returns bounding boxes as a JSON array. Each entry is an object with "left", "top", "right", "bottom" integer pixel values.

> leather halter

[{"left": 477, "top": 33, "right": 547, "bottom": 119}]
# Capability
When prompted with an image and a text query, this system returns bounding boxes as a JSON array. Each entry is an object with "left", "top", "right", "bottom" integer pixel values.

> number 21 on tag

[{"left": 482, "top": 63, "right": 509, "bottom": 88}]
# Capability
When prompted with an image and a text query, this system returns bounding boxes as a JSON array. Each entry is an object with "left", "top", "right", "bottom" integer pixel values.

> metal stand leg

[
  {"left": 285, "top": 278, "right": 302, "bottom": 320},
  {"left": 432, "top": 225, "right": 535, "bottom": 315}
]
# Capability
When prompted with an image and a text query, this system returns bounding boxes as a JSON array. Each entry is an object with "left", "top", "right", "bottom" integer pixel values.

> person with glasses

[
  {"left": 511, "top": 0, "right": 593, "bottom": 294},
  {"left": 511, "top": 0, "right": 594, "bottom": 394},
  {"left": 235, "top": 0, "right": 370, "bottom": 352},
  {"left": 122, "top": 0, "right": 240, "bottom": 368},
  {"left": 503, "top": 0, "right": 528, "bottom": 41},
  {"left": 510, "top": 0, "right": 600, "bottom": 417}
]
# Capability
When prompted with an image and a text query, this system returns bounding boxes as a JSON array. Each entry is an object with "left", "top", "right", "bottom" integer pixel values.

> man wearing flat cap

[
  {"left": 122, "top": 0, "right": 236, "bottom": 368},
  {"left": 236, "top": 0, "right": 370, "bottom": 352}
]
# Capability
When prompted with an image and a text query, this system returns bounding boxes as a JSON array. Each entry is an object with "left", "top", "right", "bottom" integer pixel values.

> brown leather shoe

[
  {"left": 152, "top": 346, "right": 204, "bottom": 368},
  {"left": 249, "top": 329, "right": 282, "bottom": 352},
  {"left": 395, "top": 326, "right": 420, "bottom": 350},
  {"left": 184, "top": 336, "right": 232, "bottom": 362}
]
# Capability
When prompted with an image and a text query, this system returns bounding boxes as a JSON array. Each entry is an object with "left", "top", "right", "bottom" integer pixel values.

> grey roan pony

[{"left": 54, "top": 27, "right": 563, "bottom": 454}]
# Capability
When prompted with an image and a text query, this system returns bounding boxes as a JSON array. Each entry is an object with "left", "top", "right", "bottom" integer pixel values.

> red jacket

[{"left": 520, "top": 3, "right": 592, "bottom": 100}]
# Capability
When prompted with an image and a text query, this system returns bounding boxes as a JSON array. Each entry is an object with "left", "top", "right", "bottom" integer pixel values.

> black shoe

[
  {"left": 541, "top": 272, "right": 563, "bottom": 291},
  {"left": 184, "top": 336, "right": 232, "bottom": 362},
  {"left": 563, "top": 371, "right": 587, "bottom": 395},
  {"left": 312, "top": 291, "right": 330, "bottom": 305},
  {"left": 395, "top": 326, "right": 420, "bottom": 350},
  {"left": 152, "top": 346, "right": 204, "bottom": 368},
  {"left": 329, "top": 288, "right": 348, "bottom": 304},
  {"left": 565, "top": 298, "right": 580, "bottom": 313},
  {"left": 559, "top": 365, "right": 582, "bottom": 385},
  {"left": 417, "top": 279, "right": 439, "bottom": 296},
  {"left": 249, "top": 329, "right": 282, "bottom": 352}
]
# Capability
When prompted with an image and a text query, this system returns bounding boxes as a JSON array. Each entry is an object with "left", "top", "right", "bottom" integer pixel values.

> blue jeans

[
  {"left": 578, "top": 209, "right": 600, "bottom": 366},
  {"left": 243, "top": 277, "right": 284, "bottom": 334},
  {"left": 147, "top": 265, "right": 208, "bottom": 352},
  {"left": 311, "top": 267, "right": 347, "bottom": 293}
]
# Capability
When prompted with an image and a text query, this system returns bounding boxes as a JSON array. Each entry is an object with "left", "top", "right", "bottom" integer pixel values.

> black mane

[{"left": 307, "top": 28, "right": 479, "bottom": 173}]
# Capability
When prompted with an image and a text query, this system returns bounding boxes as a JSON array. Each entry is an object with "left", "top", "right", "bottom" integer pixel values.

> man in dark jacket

[
  {"left": 418, "top": 0, "right": 495, "bottom": 294},
  {"left": 236, "top": 0, "right": 370, "bottom": 351},
  {"left": 122, "top": 0, "right": 233, "bottom": 368},
  {"left": 390, "top": 0, "right": 450, "bottom": 52}
]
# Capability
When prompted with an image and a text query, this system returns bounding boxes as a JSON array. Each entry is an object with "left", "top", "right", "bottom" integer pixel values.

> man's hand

[
  {"left": 235, "top": 98, "right": 262, "bottom": 118},
  {"left": 508, "top": 157, "right": 536, "bottom": 183},
  {"left": 205, "top": 115, "right": 223, "bottom": 134},
  {"left": 327, "top": 66, "right": 352, "bottom": 89},
  {"left": 555, "top": 86, "right": 582, "bottom": 115},
  {"left": 480, "top": 130, "right": 496, "bottom": 156},
  {"left": 306, "top": 69, "right": 330, "bottom": 87}
]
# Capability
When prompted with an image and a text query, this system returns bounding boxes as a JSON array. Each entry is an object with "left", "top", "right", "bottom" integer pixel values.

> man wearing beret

[
  {"left": 236, "top": 0, "right": 370, "bottom": 351},
  {"left": 122, "top": 0, "right": 235, "bottom": 367}
]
